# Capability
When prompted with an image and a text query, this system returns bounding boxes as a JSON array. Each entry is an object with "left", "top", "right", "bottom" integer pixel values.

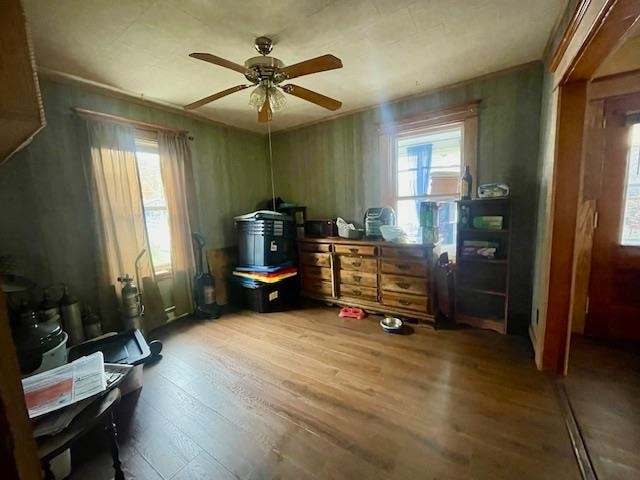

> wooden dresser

[{"left": 298, "top": 238, "right": 437, "bottom": 322}]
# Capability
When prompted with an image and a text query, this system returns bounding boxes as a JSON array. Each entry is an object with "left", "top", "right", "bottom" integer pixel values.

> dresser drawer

[
  {"left": 380, "top": 274, "right": 427, "bottom": 295},
  {"left": 301, "top": 266, "right": 332, "bottom": 280},
  {"left": 382, "top": 293, "right": 428, "bottom": 312},
  {"left": 340, "top": 284, "right": 377, "bottom": 301},
  {"left": 380, "top": 258, "right": 427, "bottom": 277},
  {"left": 339, "top": 270, "right": 377, "bottom": 287},
  {"left": 381, "top": 246, "right": 427, "bottom": 258},
  {"left": 300, "top": 252, "right": 331, "bottom": 267},
  {"left": 299, "top": 242, "right": 332, "bottom": 253},
  {"left": 338, "top": 256, "right": 377, "bottom": 272},
  {"left": 302, "top": 278, "right": 333, "bottom": 297},
  {"left": 334, "top": 244, "right": 377, "bottom": 256}
]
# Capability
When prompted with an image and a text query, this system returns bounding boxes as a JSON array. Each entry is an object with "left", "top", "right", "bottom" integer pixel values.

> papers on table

[
  {"left": 22, "top": 352, "right": 106, "bottom": 418},
  {"left": 32, "top": 362, "right": 133, "bottom": 437}
]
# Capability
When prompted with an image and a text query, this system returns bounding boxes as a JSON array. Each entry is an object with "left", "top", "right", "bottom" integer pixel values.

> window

[
  {"left": 383, "top": 103, "right": 478, "bottom": 258},
  {"left": 621, "top": 123, "right": 640, "bottom": 246},
  {"left": 135, "top": 139, "right": 172, "bottom": 275}
]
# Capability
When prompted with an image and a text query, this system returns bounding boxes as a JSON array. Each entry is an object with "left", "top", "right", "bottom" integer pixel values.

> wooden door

[{"left": 587, "top": 93, "right": 640, "bottom": 341}]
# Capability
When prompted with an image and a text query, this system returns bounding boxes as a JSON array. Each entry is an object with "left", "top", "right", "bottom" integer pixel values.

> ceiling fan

[{"left": 184, "top": 36, "right": 343, "bottom": 122}]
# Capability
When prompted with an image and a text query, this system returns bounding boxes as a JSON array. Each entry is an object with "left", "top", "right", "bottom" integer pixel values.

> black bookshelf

[{"left": 455, "top": 198, "right": 511, "bottom": 333}]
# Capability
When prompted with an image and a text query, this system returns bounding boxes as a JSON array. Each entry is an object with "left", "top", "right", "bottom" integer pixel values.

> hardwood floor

[
  {"left": 565, "top": 335, "right": 640, "bottom": 480},
  {"left": 69, "top": 305, "right": 580, "bottom": 479}
]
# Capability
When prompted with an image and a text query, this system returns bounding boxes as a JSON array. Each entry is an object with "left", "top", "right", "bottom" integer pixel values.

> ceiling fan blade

[
  {"left": 279, "top": 54, "right": 342, "bottom": 80},
  {"left": 184, "top": 85, "right": 249, "bottom": 110},
  {"left": 189, "top": 52, "right": 248, "bottom": 74},
  {"left": 281, "top": 84, "right": 342, "bottom": 111},
  {"left": 258, "top": 93, "right": 272, "bottom": 123}
]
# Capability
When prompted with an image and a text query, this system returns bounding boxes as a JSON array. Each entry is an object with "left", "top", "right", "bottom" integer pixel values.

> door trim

[{"left": 537, "top": 0, "right": 640, "bottom": 373}]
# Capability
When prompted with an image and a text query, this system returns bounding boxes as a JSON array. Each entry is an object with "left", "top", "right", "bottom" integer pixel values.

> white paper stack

[{"left": 22, "top": 351, "right": 106, "bottom": 418}]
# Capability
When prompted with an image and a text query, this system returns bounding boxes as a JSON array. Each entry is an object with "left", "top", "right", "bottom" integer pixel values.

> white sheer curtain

[
  {"left": 158, "top": 131, "right": 196, "bottom": 316},
  {"left": 85, "top": 120, "right": 167, "bottom": 332}
]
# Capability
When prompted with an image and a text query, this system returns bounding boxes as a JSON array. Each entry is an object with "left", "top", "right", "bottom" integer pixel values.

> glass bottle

[{"left": 461, "top": 166, "right": 473, "bottom": 200}]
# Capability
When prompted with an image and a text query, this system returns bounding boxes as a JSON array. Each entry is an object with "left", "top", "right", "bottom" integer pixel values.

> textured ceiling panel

[{"left": 24, "top": 0, "right": 566, "bottom": 133}]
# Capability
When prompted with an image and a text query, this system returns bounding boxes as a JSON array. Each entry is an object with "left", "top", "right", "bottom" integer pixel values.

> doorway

[
  {"left": 565, "top": 92, "right": 640, "bottom": 479},
  {"left": 586, "top": 93, "right": 640, "bottom": 340}
]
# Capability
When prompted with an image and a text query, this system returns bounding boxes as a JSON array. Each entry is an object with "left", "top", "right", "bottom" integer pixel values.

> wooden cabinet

[
  {"left": 0, "top": 0, "right": 46, "bottom": 164},
  {"left": 298, "top": 238, "right": 436, "bottom": 322}
]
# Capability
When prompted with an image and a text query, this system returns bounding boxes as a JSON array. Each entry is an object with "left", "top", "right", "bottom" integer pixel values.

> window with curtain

[
  {"left": 84, "top": 118, "right": 196, "bottom": 332},
  {"left": 382, "top": 102, "right": 478, "bottom": 258}
]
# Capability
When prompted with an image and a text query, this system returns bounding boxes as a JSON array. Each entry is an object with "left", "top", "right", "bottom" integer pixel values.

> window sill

[{"left": 154, "top": 270, "right": 173, "bottom": 281}]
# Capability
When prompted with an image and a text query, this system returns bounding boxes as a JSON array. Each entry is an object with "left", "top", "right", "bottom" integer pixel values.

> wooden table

[{"left": 36, "top": 388, "right": 124, "bottom": 480}]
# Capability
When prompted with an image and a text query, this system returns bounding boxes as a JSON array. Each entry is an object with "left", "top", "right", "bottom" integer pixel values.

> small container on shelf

[{"left": 472, "top": 216, "right": 504, "bottom": 230}]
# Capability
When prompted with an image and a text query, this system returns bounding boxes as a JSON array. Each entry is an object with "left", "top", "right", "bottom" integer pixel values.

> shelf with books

[{"left": 455, "top": 198, "right": 511, "bottom": 334}]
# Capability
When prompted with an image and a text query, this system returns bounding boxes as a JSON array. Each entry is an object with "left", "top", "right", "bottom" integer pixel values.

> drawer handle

[
  {"left": 351, "top": 261, "right": 362, "bottom": 267},
  {"left": 396, "top": 264, "right": 410, "bottom": 271},
  {"left": 399, "top": 299, "right": 411, "bottom": 306},
  {"left": 353, "top": 275, "right": 362, "bottom": 283},
  {"left": 396, "top": 282, "right": 411, "bottom": 290},
  {"left": 349, "top": 248, "right": 359, "bottom": 254},
  {"left": 353, "top": 289, "right": 362, "bottom": 296}
]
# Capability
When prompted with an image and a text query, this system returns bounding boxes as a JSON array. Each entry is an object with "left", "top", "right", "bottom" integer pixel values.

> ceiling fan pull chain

[{"left": 267, "top": 121, "right": 276, "bottom": 212}]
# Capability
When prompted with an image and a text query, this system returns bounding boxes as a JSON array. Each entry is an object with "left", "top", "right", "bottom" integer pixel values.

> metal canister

[
  {"left": 117, "top": 274, "right": 142, "bottom": 330},
  {"left": 60, "top": 286, "right": 84, "bottom": 346},
  {"left": 83, "top": 307, "right": 102, "bottom": 339},
  {"left": 39, "top": 290, "right": 60, "bottom": 323}
]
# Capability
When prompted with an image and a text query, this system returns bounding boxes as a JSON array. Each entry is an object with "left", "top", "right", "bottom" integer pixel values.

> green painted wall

[
  {"left": 1, "top": 66, "right": 545, "bottom": 329},
  {"left": 0, "top": 78, "right": 269, "bottom": 309},
  {"left": 272, "top": 63, "right": 544, "bottom": 328},
  {"left": 530, "top": 70, "right": 557, "bottom": 341}
]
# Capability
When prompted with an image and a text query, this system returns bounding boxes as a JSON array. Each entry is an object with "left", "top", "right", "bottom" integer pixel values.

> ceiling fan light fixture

[
  {"left": 249, "top": 85, "right": 286, "bottom": 112},
  {"left": 248, "top": 85, "right": 267, "bottom": 110},
  {"left": 269, "top": 87, "right": 287, "bottom": 111},
  {"left": 185, "top": 37, "right": 343, "bottom": 121}
]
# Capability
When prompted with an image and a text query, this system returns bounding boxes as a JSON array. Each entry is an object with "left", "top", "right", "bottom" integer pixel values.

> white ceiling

[{"left": 24, "top": 0, "right": 566, "bottom": 133}]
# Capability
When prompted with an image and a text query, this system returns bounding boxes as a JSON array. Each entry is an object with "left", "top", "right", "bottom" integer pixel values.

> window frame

[
  {"left": 620, "top": 122, "right": 640, "bottom": 246},
  {"left": 379, "top": 102, "right": 479, "bottom": 208},
  {"left": 134, "top": 134, "right": 173, "bottom": 279},
  {"left": 394, "top": 122, "right": 465, "bottom": 203}
]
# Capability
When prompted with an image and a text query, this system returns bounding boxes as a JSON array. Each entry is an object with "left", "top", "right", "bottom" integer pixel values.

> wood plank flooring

[
  {"left": 69, "top": 306, "right": 580, "bottom": 479},
  {"left": 565, "top": 335, "right": 640, "bottom": 480}
]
